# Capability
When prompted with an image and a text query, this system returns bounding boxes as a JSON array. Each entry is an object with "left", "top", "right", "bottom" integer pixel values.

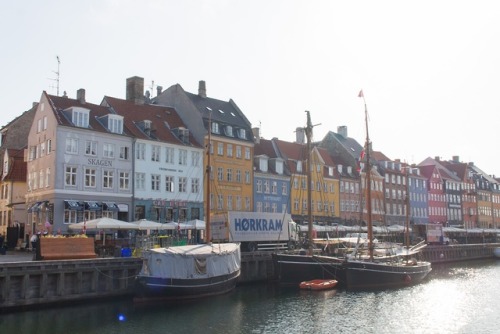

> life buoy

[{"left": 404, "top": 275, "right": 412, "bottom": 284}]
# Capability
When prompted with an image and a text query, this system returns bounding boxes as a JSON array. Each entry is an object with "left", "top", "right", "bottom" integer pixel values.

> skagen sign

[{"left": 88, "top": 158, "right": 113, "bottom": 167}]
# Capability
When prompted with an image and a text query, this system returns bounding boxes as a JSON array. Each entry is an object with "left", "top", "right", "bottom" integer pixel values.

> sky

[{"left": 2, "top": 1, "right": 500, "bottom": 175}]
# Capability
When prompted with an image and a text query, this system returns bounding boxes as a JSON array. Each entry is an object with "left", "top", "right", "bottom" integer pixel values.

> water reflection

[{"left": 2, "top": 260, "right": 499, "bottom": 334}]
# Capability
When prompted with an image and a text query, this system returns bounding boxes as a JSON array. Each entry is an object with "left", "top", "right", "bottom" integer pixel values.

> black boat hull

[
  {"left": 273, "top": 253, "right": 346, "bottom": 287},
  {"left": 134, "top": 270, "right": 240, "bottom": 302},
  {"left": 344, "top": 260, "right": 432, "bottom": 291},
  {"left": 274, "top": 253, "right": 432, "bottom": 291}
]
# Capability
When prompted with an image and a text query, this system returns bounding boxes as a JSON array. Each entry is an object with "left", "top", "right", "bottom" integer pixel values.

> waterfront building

[
  {"left": 335, "top": 156, "right": 362, "bottom": 226},
  {"left": 468, "top": 163, "right": 497, "bottom": 229},
  {"left": 253, "top": 135, "right": 291, "bottom": 214},
  {"left": 26, "top": 90, "right": 134, "bottom": 234},
  {"left": 103, "top": 93, "right": 204, "bottom": 223},
  {"left": 418, "top": 162, "right": 447, "bottom": 225},
  {"left": 0, "top": 107, "right": 35, "bottom": 238},
  {"left": 442, "top": 157, "right": 478, "bottom": 229},
  {"left": 273, "top": 131, "right": 339, "bottom": 225},
  {"left": 372, "top": 153, "right": 407, "bottom": 226},
  {"left": 154, "top": 80, "right": 254, "bottom": 217},
  {"left": 406, "top": 165, "right": 429, "bottom": 225}
]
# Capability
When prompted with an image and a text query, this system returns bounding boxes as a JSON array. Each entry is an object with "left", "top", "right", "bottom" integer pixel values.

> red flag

[{"left": 358, "top": 90, "right": 364, "bottom": 98}]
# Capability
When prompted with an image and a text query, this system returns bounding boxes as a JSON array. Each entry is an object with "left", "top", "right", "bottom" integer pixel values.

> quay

[{"left": 1, "top": 243, "right": 499, "bottom": 311}]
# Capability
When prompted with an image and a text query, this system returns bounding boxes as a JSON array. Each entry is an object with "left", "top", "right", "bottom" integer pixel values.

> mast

[
  {"left": 405, "top": 166, "right": 411, "bottom": 250},
  {"left": 359, "top": 90, "right": 374, "bottom": 260},
  {"left": 305, "top": 111, "right": 313, "bottom": 255},
  {"left": 205, "top": 112, "right": 212, "bottom": 244}
]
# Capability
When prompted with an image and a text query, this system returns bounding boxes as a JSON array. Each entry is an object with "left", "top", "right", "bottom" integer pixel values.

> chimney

[
  {"left": 198, "top": 80, "right": 207, "bottom": 98},
  {"left": 77, "top": 89, "right": 86, "bottom": 104},
  {"left": 435, "top": 156, "right": 440, "bottom": 161},
  {"left": 296, "top": 127, "right": 305, "bottom": 144},
  {"left": 337, "top": 126, "right": 347, "bottom": 138},
  {"left": 452, "top": 156, "right": 460, "bottom": 162},
  {"left": 126, "top": 76, "right": 145, "bottom": 105},
  {"left": 252, "top": 127, "right": 260, "bottom": 144},
  {"left": 156, "top": 85, "right": 163, "bottom": 97}
]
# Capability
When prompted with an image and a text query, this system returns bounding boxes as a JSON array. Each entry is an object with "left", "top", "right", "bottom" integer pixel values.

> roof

[
  {"left": 2, "top": 149, "right": 27, "bottom": 182},
  {"left": 47, "top": 93, "right": 128, "bottom": 136},
  {"left": 103, "top": 96, "right": 201, "bottom": 147}
]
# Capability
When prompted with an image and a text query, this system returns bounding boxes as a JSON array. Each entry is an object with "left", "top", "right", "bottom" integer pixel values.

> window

[
  {"left": 227, "top": 144, "right": 233, "bottom": 157},
  {"left": 151, "top": 174, "right": 160, "bottom": 191},
  {"left": 119, "top": 172, "right": 130, "bottom": 190},
  {"left": 178, "top": 149, "right": 187, "bottom": 165},
  {"left": 39, "top": 170, "right": 44, "bottom": 188},
  {"left": 45, "top": 168, "right": 50, "bottom": 187},
  {"left": 256, "top": 180, "right": 262, "bottom": 193},
  {"left": 297, "top": 161, "right": 302, "bottom": 172},
  {"left": 272, "top": 181, "right": 277, "bottom": 194},
  {"left": 40, "top": 142, "right": 46, "bottom": 157},
  {"left": 85, "top": 168, "right": 96, "bottom": 187},
  {"left": 135, "top": 172, "right": 145, "bottom": 190},
  {"left": 151, "top": 145, "right": 160, "bottom": 162},
  {"left": 135, "top": 143, "right": 145, "bottom": 160},
  {"left": 107, "top": 115, "right": 123, "bottom": 134},
  {"left": 43, "top": 116, "right": 47, "bottom": 130},
  {"left": 72, "top": 108, "right": 89, "bottom": 128},
  {"left": 238, "top": 128, "right": 246, "bottom": 139},
  {"left": 236, "top": 146, "right": 242, "bottom": 158},
  {"left": 236, "top": 170, "right": 241, "bottom": 183},
  {"left": 282, "top": 183, "right": 287, "bottom": 195},
  {"left": 85, "top": 141, "right": 97, "bottom": 156},
  {"left": 102, "top": 170, "right": 114, "bottom": 189},
  {"left": 225, "top": 125, "right": 233, "bottom": 137},
  {"left": 65, "top": 138, "right": 78, "bottom": 154},
  {"left": 217, "top": 143, "right": 224, "bottom": 156},
  {"left": 64, "top": 210, "right": 78, "bottom": 224},
  {"left": 191, "top": 151, "right": 200, "bottom": 167},
  {"left": 179, "top": 177, "right": 187, "bottom": 193},
  {"left": 227, "top": 195, "right": 233, "bottom": 210},
  {"left": 165, "top": 147, "right": 174, "bottom": 164},
  {"left": 65, "top": 166, "right": 77, "bottom": 186},
  {"left": 227, "top": 168, "right": 233, "bottom": 182},
  {"left": 245, "top": 171, "right": 251, "bottom": 184},
  {"left": 103, "top": 143, "right": 115, "bottom": 158},
  {"left": 245, "top": 147, "right": 251, "bottom": 159},
  {"left": 211, "top": 122, "right": 219, "bottom": 134},
  {"left": 218, "top": 167, "right": 223, "bottom": 181},
  {"left": 264, "top": 180, "right": 270, "bottom": 193},
  {"left": 120, "top": 146, "right": 129, "bottom": 160},
  {"left": 47, "top": 139, "right": 52, "bottom": 154},
  {"left": 191, "top": 178, "right": 200, "bottom": 193},
  {"left": 165, "top": 176, "right": 174, "bottom": 192}
]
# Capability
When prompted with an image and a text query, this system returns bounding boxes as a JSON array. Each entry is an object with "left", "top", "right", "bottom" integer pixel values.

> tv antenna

[{"left": 49, "top": 56, "right": 61, "bottom": 96}]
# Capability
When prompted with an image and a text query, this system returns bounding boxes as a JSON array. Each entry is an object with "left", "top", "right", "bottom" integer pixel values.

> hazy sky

[{"left": 2, "top": 1, "right": 499, "bottom": 175}]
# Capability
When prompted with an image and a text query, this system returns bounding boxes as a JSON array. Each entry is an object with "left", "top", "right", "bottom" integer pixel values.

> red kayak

[{"left": 299, "top": 279, "right": 338, "bottom": 291}]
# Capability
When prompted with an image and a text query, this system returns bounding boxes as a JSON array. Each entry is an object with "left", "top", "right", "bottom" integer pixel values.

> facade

[
  {"left": 26, "top": 90, "right": 134, "bottom": 234},
  {"left": 0, "top": 107, "right": 35, "bottom": 237},
  {"left": 406, "top": 166, "right": 429, "bottom": 225},
  {"left": 253, "top": 136, "right": 290, "bottom": 214},
  {"left": 442, "top": 158, "right": 477, "bottom": 229},
  {"left": 418, "top": 163, "right": 447, "bottom": 224},
  {"left": 103, "top": 95, "right": 204, "bottom": 223},
  {"left": 154, "top": 80, "right": 254, "bottom": 218},
  {"left": 337, "top": 161, "right": 362, "bottom": 226}
]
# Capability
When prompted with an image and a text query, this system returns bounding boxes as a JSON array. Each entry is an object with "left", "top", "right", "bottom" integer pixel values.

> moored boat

[
  {"left": 299, "top": 279, "right": 338, "bottom": 291},
  {"left": 134, "top": 243, "right": 241, "bottom": 301}
]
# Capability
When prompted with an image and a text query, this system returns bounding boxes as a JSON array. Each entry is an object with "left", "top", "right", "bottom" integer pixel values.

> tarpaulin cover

[{"left": 141, "top": 243, "right": 241, "bottom": 279}]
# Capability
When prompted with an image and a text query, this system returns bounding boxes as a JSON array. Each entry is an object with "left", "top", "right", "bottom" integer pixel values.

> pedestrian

[{"left": 30, "top": 233, "right": 38, "bottom": 252}]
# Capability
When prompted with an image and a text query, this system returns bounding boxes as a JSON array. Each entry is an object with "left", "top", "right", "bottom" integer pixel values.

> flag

[
  {"left": 357, "top": 148, "right": 365, "bottom": 172},
  {"left": 358, "top": 90, "right": 364, "bottom": 98}
]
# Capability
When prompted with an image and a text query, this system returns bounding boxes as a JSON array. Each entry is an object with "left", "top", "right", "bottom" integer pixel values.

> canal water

[{"left": 1, "top": 259, "right": 499, "bottom": 334}]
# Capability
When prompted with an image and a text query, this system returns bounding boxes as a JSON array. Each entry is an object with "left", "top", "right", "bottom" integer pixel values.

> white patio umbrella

[
  {"left": 69, "top": 217, "right": 140, "bottom": 230},
  {"left": 186, "top": 219, "right": 206, "bottom": 230},
  {"left": 69, "top": 217, "right": 140, "bottom": 245},
  {"left": 131, "top": 219, "right": 170, "bottom": 231}
]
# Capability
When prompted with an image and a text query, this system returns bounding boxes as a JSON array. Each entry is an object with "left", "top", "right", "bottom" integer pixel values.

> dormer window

[
  {"left": 238, "top": 128, "right": 246, "bottom": 139},
  {"left": 259, "top": 156, "right": 268, "bottom": 172},
  {"left": 297, "top": 161, "right": 302, "bottom": 173},
  {"left": 225, "top": 125, "right": 233, "bottom": 137},
  {"left": 276, "top": 160, "right": 283, "bottom": 175},
  {"left": 329, "top": 167, "right": 334, "bottom": 176},
  {"left": 211, "top": 122, "right": 219, "bottom": 134},
  {"left": 69, "top": 107, "right": 90, "bottom": 128},
  {"left": 107, "top": 115, "right": 124, "bottom": 134}
]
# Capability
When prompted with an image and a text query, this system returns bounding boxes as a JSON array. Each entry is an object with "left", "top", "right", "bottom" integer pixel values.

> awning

[
  {"left": 27, "top": 201, "right": 43, "bottom": 213},
  {"left": 84, "top": 201, "right": 101, "bottom": 211},
  {"left": 103, "top": 202, "right": 119, "bottom": 211},
  {"left": 64, "top": 200, "right": 83, "bottom": 211}
]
